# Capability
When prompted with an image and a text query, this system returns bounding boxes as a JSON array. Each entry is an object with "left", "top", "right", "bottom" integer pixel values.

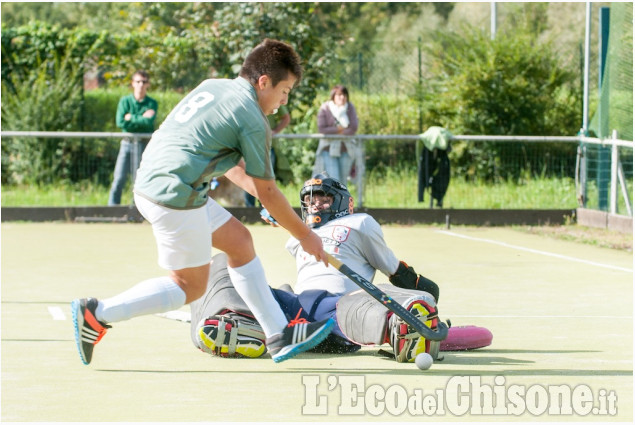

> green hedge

[{"left": 82, "top": 88, "right": 184, "bottom": 132}]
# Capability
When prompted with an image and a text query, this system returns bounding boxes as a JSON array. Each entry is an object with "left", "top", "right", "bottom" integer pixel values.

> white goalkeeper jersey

[{"left": 286, "top": 213, "right": 399, "bottom": 295}]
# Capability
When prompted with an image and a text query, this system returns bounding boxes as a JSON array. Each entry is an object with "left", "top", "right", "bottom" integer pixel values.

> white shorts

[{"left": 134, "top": 194, "right": 232, "bottom": 270}]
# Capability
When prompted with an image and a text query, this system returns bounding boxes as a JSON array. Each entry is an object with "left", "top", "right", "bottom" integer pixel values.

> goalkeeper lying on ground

[{"left": 190, "top": 174, "right": 442, "bottom": 363}]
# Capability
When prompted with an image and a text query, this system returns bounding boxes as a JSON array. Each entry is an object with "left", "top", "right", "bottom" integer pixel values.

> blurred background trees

[{"left": 2, "top": 2, "right": 624, "bottom": 184}]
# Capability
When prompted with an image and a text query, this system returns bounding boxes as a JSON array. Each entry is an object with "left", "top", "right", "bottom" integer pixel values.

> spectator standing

[
  {"left": 314, "top": 85, "right": 358, "bottom": 182},
  {"left": 108, "top": 70, "right": 158, "bottom": 205}
]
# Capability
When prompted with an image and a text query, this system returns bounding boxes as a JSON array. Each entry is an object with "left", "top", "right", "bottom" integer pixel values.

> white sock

[
  {"left": 227, "top": 257, "right": 288, "bottom": 337},
  {"left": 96, "top": 277, "right": 186, "bottom": 323}
]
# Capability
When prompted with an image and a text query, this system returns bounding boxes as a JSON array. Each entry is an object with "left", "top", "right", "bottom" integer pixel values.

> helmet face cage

[{"left": 300, "top": 174, "right": 354, "bottom": 228}]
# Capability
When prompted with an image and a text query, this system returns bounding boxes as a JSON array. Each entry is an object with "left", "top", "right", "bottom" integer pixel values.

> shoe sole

[
  {"left": 271, "top": 318, "right": 336, "bottom": 363},
  {"left": 70, "top": 299, "right": 89, "bottom": 365}
]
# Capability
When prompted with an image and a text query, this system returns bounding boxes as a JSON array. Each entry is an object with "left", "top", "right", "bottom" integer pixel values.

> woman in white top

[{"left": 314, "top": 85, "right": 359, "bottom": 181}]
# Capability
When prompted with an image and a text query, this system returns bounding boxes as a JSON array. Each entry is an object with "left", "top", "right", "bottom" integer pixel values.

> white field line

[
  {"left": 436, "top": 230, "right": 633, "bottom": 273},
  {"left": 48, "top": 306, "right": 66, "bottom": 320},
  {"left": 446, "top": 314, "right": 632, "bottom": 319},
  {"left": 50, "top": 308, "right": 630, "bottom": 322}
]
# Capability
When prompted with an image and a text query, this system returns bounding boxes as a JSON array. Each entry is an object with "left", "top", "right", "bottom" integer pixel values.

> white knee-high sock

[
  {"left": 227, "top": 257, "right": 288, "bottom": 337},
  {"left": 96, "top": 277, "right": 186, "bottom": 323}
]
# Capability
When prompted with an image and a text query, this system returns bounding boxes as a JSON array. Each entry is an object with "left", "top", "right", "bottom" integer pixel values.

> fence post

[
  {"left": 609, "top": 130, "right": 618, "bottom": 214},
  {"left": 617, "top": 159, "right": 633, "bottom": 217},
  {"left": 131, "top": 135, "right": 141, "bottom": 204},
  {"left": 598, "top": 146, "right": 611, "bottom": 211},
  {"left": 596, "top": 7, "right": 611, "bottom": 211},
  {"left": 577, "top": 143, "right": 588, "bottom": 207},
  {"left": 355, "top": 140, "right": 365, "bottom": 208}
]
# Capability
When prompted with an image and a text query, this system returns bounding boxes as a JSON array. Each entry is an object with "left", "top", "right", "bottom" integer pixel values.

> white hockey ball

[{"left": 415, "top": 353, "right": 433, "bottom": 370}]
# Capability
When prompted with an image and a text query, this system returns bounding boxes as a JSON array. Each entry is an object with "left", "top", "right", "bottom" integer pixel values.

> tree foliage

[
  {"left": 1, "top": 2, "right": 596, "bottom": 185},
  {"left": 422, "top": 24, "right": 580, "bottom": 180},
  {"left": 1, "top": 53, "right": 86, "bottom": 184},
  {"left": 211, "top": 2, "right": 336, "bottom": 115},
  {"left": 1, "top": 3, "right": 338, "bottom": 106}
]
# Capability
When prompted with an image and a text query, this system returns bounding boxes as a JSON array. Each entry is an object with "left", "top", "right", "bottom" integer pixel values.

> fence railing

[
  {"left": 1, "top": 131, "right": 632, "bottom": 215},
  {"left": 278, "top": 132, "right": 633, "bottom": 214}
]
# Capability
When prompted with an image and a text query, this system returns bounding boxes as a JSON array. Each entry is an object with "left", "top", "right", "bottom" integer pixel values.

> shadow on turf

[
  {"left": 93, "top": 348, "right": 631, "bottom": 377},
  {"left": 89, "top": 343, "right": 627, "bottom": 376},
  {"left": 94, "top": 367, "right": 633, "bottom": 377}
]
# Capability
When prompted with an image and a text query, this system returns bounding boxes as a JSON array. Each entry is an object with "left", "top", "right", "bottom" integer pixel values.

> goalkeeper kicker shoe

[
  {"left": 71, "top": 298, "right": 110, "bottom": 365},
  {"left": 266, "top": 311, "right": 335, "bottom": 363},
  {"left": 197, "top": 314, "right": 267, "bottom": 358},
  {"left": 389, "top": 296, "right": 439, "bottom": 363}
]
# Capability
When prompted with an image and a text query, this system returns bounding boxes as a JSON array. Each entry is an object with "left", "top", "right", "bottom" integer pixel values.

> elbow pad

[{"left": 389, "top": 260, "right": 440, "bottom": 302}]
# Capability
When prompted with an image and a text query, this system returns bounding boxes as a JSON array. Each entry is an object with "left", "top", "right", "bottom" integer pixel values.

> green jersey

[
  {"left": 134, "top": 77, "right": 274, "bottom": 209},
  {"left": 116, "top": 94, "right": 158, "bottom": 134}
]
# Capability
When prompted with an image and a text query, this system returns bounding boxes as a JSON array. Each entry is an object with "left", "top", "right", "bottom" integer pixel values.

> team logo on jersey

[{"left": 332, "top": 226, "right": 350, "bottom": 242}]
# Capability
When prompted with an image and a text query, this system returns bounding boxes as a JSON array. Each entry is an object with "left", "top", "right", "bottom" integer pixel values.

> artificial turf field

[{"left": 1, "top": 221, "right": 632, "bottom": 423}]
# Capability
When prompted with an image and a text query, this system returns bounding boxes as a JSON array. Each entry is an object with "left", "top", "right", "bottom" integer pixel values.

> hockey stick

[
  {"left": 259, "top": 208, "right": 447, "bottom": 341},
  {"left": 326, "top": 253, "right": 448, "bottom": 342}
]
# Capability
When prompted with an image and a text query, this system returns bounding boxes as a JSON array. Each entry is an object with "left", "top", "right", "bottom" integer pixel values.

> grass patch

[
  {"left": 3, "top": 174, "right": 630, "bottom": 253},
  {"left": 3, "top": 173, "right": 581, "bottom": 209},
  {"left": 1, "top": 181, "right": 133, "bottom": 206},
  {"left": 514, "top": 224, "right": 632, "bottom": 252}
]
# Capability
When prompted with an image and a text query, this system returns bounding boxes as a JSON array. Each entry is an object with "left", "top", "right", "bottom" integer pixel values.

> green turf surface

[{"left": 1, "top": 222, "right": 632, "bottom": 422}]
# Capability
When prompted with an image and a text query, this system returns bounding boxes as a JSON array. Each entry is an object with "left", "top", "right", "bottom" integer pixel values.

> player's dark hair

[
  {"left": 240, "top": 39, "right": 303, "bottom": 88},
  {"left": 132, "top": 70, "right": 149, "bottom": 80}
]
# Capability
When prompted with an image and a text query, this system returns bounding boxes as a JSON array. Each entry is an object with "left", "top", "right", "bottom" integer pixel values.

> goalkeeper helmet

[{"left": 300, "top": 173, "right": 354, "bottom": 228}]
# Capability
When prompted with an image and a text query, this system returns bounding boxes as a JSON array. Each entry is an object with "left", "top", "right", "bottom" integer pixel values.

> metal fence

[
  {"left": 276, "top": 133, "right": 631, "bottom": 214},
  {"left": 1, "top": 131, "right": 632, "bottom": 215}
]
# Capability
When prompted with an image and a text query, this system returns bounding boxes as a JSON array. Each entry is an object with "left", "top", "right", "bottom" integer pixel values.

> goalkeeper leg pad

[
  {"left": 389, "top": 294, "right": 440, "bottom": 363},
  {"left": 196, "top": 313, "right": 267, "bottom": 358},
  {"left": 335, "top": 284, "right": 440, "bottom": 362},
  {"left": 190, "top": 253, "right": 255, "bottom": 348},
  {"left": 335, "top": 289, "right": 390, "bottom": 346}
]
